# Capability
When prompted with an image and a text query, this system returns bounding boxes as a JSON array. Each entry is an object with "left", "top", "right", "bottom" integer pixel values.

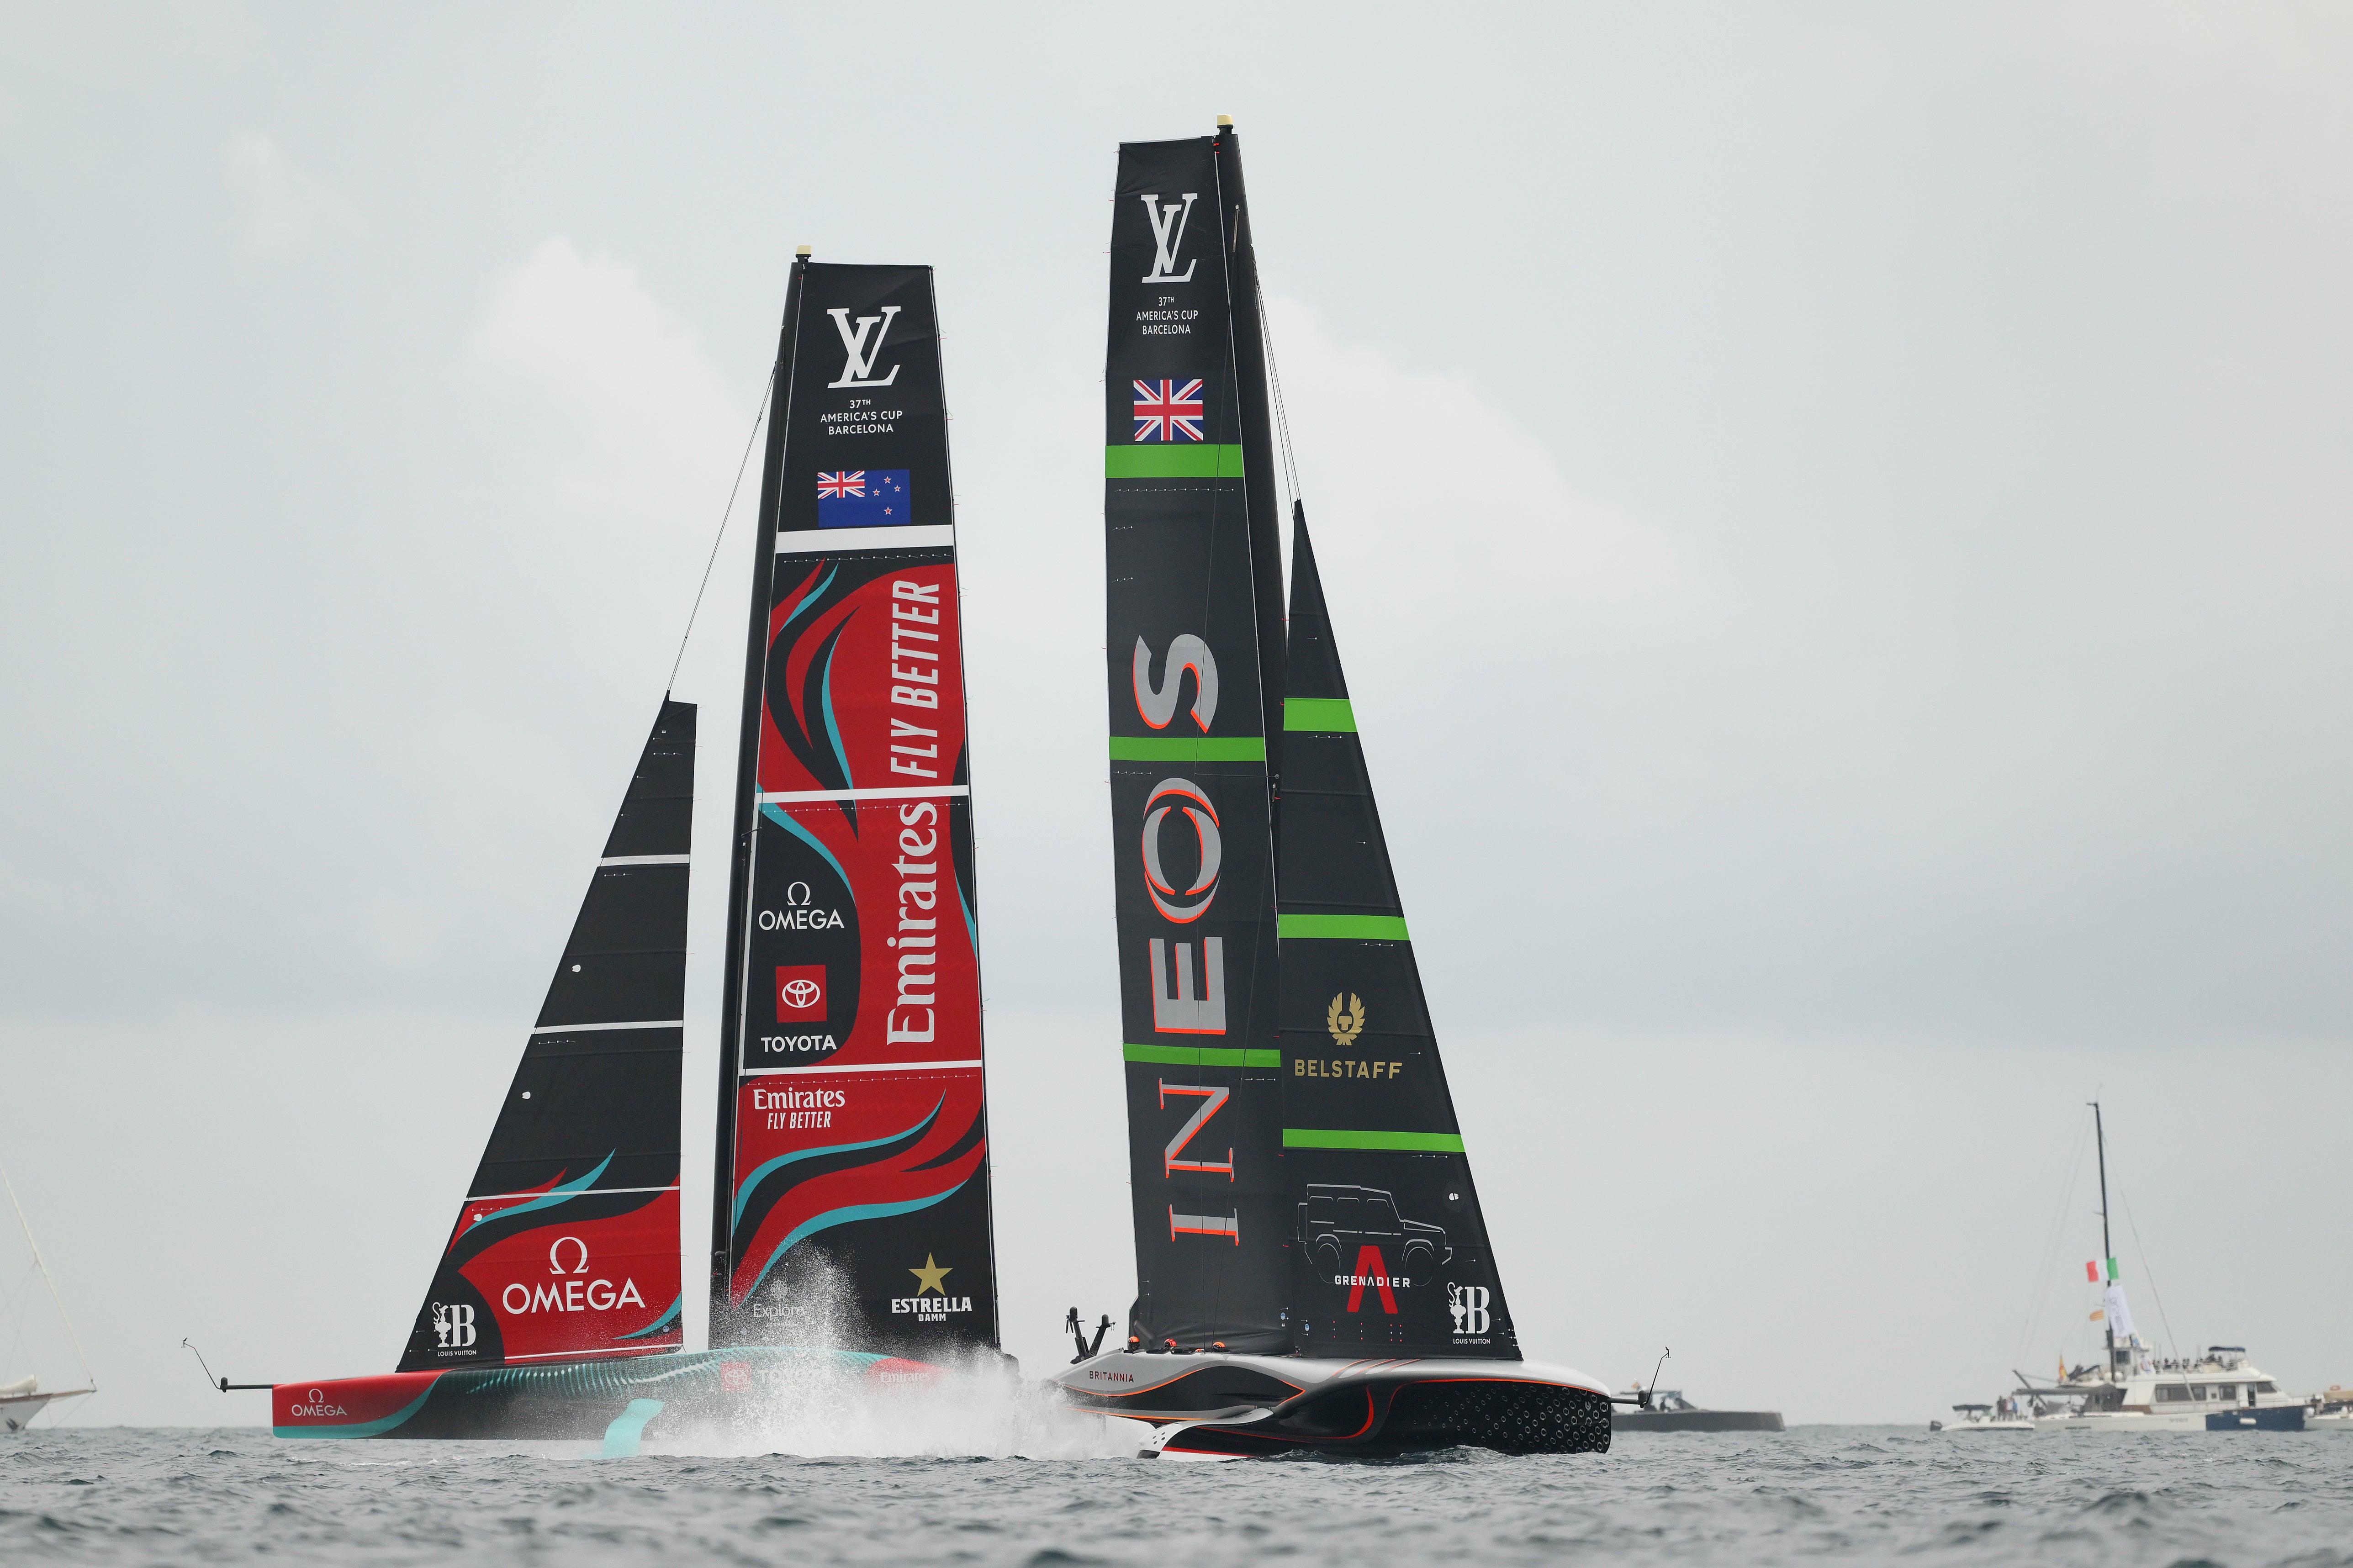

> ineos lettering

[{"left": 1132, "top": 635, "right": 1217, "bottom": 731}]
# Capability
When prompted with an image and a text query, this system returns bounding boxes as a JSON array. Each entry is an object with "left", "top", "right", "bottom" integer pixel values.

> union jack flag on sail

[
  {"left": 816, "top": 471, "right": 866, "bottom": 499},
  {"left": 1132, "top": 379, "right": 1205, "bottom": 442}
]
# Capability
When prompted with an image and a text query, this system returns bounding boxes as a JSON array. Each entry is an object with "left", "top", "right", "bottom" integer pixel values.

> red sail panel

[{"left": 713, "top": 262, "right": 997, "bottom": 1356}]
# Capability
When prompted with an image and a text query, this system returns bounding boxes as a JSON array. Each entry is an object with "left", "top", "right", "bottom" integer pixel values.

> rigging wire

[
  {"left": 0, "top": 1157, "right": 95, "bottom": 1396},
  {"left": 2118, "top": 1188, "right": 2181, "bottom": 1365},
  {"left": 1254, "top": 282, "right": 1302, "bottom": 520},
  {"left": 664, "top": 365, "right": 777, "bottom": 696},
  {"left": 2015, "top": 1114, "right": 2094, "bottom": 1367}
]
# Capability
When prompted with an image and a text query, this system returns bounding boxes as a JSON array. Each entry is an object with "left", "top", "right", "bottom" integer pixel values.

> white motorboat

[
  {"left": 2303, "top": 1388, "right": 2353, "bottom": 1432},
  {"left": 1932, "top": 1399, "right": 2033, "bottom": 1432},
  {"left": 2020, "top": 1346, "right": 2304, "bottom": 1432}
]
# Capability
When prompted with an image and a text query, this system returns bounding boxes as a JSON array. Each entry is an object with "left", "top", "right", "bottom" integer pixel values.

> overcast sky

[{"left": 3, "top": 3, "right": 2349, "bottom": 1431}]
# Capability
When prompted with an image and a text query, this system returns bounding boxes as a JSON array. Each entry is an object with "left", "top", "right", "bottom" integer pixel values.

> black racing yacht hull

[{"left": 1051, "top": 1350, "right": 1613, "bottom": 1459}]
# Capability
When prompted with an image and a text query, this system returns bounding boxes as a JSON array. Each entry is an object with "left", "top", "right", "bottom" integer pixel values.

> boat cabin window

[
  {"left": 2156, "top": 1385, "right": 2191, "bottom": 1403},
  {"left": 2216, "top": 1384, "right": 2237, "bottom": 1400},
  {"left": 2253, "top": 1381, "right": 2276, "bottom": 1394},
  {"left": 2188, "top": 1384, "right": 2207, "bottom": 1399}
]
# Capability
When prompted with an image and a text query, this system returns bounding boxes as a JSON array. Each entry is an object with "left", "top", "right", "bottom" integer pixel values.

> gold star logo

[{"left": 909, "top": 1254, "right": 952, "bottom": 1296}]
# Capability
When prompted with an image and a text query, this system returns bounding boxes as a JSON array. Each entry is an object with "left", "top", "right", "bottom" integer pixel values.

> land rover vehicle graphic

[{"left": 1295, "top": 1185, "right": 1451, "bottom": 1278}]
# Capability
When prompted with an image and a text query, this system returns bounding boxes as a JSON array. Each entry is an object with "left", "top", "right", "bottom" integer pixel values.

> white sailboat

[
  {"left": 2003, "top": 1104, "right": 2304, "bottom": 1432},
  {"left": 1, "top": 1161, "right": 95, "bottom": 1432}
]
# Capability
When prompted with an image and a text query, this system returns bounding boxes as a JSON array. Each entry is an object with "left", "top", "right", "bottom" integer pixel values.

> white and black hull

[{"left": 1051, "top": 1350, "right": 1613, "bottom": 1458}]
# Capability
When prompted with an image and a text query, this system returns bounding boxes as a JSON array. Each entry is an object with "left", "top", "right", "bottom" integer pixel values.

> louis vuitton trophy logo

[
  {"left": 1139, "top": 193, "right": 1199, "bottom": 283},
  {"left": 432, "top": 1300, "right": 476, "bottom": 1349},
  {"left": 826, "top": 305, "right": 902, "bottom": 389}
]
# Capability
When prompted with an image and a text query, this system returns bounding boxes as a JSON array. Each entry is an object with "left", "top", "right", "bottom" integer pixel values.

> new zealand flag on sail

[{"left": 816, "top": 470, "right": 912, "bottom": 528}]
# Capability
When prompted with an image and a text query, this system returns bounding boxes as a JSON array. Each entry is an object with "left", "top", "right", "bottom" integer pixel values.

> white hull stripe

[
  {"left": 745, "top": 1060, "right": 984, "bottom": 1077},
  {"left": 758, "top": 785, "right": 969, "bottom": 805},
  {"left": 777, "top": 524, "right": 954, "bottom": 555},
  {"left": 467, "top": 1183, "right": 680, "bottom": 1202},
  {"left": 598, "top": 854, "right": 688, "bottom": 866},
  {"left": 528, "top": 1019, "right": 684, "bottom": 1035}
]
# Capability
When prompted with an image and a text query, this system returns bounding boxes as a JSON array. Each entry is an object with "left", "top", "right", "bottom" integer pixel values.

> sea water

[{"left": 5, "top": 1415, "right": 2351, "bottom": 1566}]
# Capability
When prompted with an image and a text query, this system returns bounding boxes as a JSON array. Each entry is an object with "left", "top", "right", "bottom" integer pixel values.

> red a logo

[
  {"left": 1344, "top": 1244, "right": 1399, "bottom": 1315},
  {"left": 776, "top": 965, "right": 825, "bottom": 1020}
]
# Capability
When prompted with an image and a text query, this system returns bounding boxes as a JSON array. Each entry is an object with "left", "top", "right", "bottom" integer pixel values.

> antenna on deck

[{"left": 1644, "top": 1347, "right": 1671, "bottom": 1410}]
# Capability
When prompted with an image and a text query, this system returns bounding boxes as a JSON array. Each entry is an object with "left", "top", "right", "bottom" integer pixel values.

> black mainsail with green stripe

[
  {"left": 1106, "top": 130, "right": 1287, "bottom": 1353},
  {"left": 1103, "top": 123, "right": 1517, "bottom": 1361},
  {"left": 1277, "top": 514, "right": 1517, "bottom": 1357}
]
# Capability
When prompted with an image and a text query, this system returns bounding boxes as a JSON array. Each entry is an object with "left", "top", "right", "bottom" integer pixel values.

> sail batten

[{"left": 710, "top": 260, "right": 999, "bottom": 1356}]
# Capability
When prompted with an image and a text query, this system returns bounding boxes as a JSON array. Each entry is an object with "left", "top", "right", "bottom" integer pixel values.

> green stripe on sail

[
  {"left": 1278, "top": 914, "right": 1410, "bottom": 941},
  {"left": 1283, "top": 1129, "right": 1466, "bottom": 1152},
  {"left": 1124, "top": 1044, "right": 1281, "bottom": 1067},
  {"left": 1283, "top": 698, "right": 1356, "bottom": 733},
  {"left": 1105, "top": 445, "right": 1246, "bottom": 479},
  {"left": 1109, "top": 735, "right": 1266, "bottom": 762}
]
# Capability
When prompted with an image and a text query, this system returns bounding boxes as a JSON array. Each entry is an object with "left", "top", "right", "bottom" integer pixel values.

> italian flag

[{"left": 2085, "top": 1257, "right": 2120, "bottom": 1282}]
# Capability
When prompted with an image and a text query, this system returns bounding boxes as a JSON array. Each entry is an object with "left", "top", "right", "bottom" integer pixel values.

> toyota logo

[{"left": 782, "top": 978, "right": 821, "bottom": 1009}]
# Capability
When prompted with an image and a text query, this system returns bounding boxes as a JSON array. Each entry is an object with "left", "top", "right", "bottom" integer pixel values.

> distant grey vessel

[{"left": 1613, "top": 1388, "right": 1784, "bottom": 1432}]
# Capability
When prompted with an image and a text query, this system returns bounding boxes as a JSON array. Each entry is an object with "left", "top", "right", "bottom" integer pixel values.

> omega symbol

[{"left": 548, "top": 1236, "right": 590, "bottom": 1276}]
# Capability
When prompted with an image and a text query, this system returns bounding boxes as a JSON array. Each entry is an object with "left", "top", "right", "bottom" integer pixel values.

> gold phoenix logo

[{"left": 1327, "top": 993, "right": 1366, "bottom": 1047}]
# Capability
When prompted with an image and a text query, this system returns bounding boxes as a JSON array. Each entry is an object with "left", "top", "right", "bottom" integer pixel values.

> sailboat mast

[
  {"left": 1209, "top": 116, "right": 1286, "bottom": 802},
  {"left": 710, "top": 250, "right": 809, "bottom": 1304},
  {"left": 2090, "top": 1099, "right": 2114, "bottom": 1366}
]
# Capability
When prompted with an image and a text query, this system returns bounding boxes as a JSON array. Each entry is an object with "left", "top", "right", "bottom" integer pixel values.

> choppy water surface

[{"left": 6, "top": 1420, "right": 2351, "bottom": 1566}]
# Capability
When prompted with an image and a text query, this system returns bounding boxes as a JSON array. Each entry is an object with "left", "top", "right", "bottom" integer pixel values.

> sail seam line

[
  {"left": 757, "top": 785, "right": 970, "bottom": 804},
  {"left": 776, "top": 523, "right": 955, "bottom": 555},
  {"left": 467, "top": 1183, "right": 679, "bottom": 1201},
  {"left": 527, "top": 1019, "right": 685, "bottom": 1035},
  {"left": 742, "top": 1059, "right": 984, "bottom": 1077},
  {"left": 598, "top": 854, "right": 690, "bottom": 866}
]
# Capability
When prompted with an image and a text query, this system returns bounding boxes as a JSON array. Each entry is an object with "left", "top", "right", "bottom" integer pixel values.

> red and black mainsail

[
  {"left": 710, "top": 258, "right": 999, "bottom": 1357},
  {"left": 397, "top": 700, "right": 693, "bottom": 1372}
]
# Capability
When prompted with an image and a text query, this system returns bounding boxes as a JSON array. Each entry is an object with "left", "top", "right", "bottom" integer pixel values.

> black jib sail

[
  {"left": 1277, "top": 512, "right": 1520, "bottom": 1359},
  {"left": 710, "top": 257, "right": 998, "bottom": 1357},
  {"left": 1105, "top": 131, "right": 1290, "bottom": 1354},
  {"left": 397, "top": 701, "right": 694, "bottom": 1372}
]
